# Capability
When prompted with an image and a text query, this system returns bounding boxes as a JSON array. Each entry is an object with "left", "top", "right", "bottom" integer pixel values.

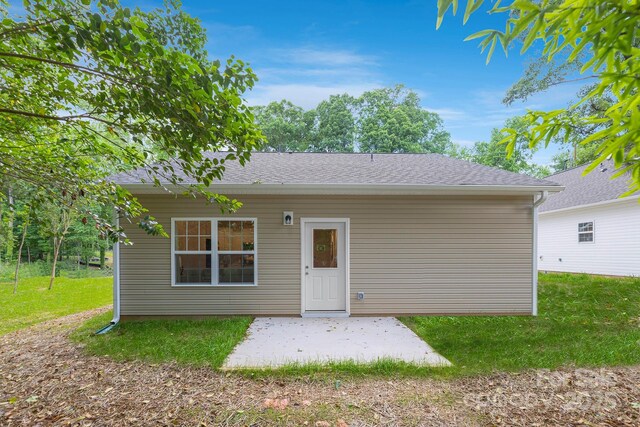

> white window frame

[
  {"left": 171, "top": 217, "right": 258, "bottom": 287},
  {"left": 578, "top": 220, "right": 595, "bottom": 244}
]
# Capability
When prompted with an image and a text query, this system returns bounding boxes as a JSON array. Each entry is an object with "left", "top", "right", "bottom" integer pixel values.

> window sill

[{"left": 171, "top": 283, "right": 258, "bottom": 287}]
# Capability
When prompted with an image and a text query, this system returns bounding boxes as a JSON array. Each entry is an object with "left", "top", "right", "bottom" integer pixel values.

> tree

[
  {"left": 13, "top": 206, "right": 30, "bottom": 294},
  {"left": 38, "top": 198, "right": 76, "bottom": 289},
  {"left": 67, "top": 218, "right": 100, "bottom": 269},
  {"left": 437, "top": 0, "right": 640, "bottom": 195},
  {"left": 0, "top": 0, "right": 263, "bottom": 241},
  {"left": 0, "top": 182, "right": 17, "bottom": 262},
  {"left": 356, "top": 85, "right": 453, "bottom": 154},
  {"left": 252, "top": 100, "right": 312, "bottom": 152},
  {"left": 471, "top": 117, "right": 550, "bottom": 178},
  {"left": 550, "top": 143, "right": 601, "bottom": 173},
  {"left": 252, "top": 86, "right": 452, "bottom": 154},
  {"left": 306, "top": 94, "right": 357, "bottom": 153},
  {"left": 505, "top": 56, "right": 617, "bottom": 172}
]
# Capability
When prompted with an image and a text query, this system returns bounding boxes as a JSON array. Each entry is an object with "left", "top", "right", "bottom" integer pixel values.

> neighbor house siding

[
  {"left": 538, "top": 197, "right": 640, "bottom": 276},
  {"left": 120, "top": 194, "right": 534, "bottom": 316}
]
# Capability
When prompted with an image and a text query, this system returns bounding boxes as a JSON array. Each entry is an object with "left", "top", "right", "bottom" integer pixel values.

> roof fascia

[
  {"left": 540, "top": 194, "right": 639, "bottom": 215},
  {"left": 121, "top": 183, "right": 564, "bottom": 196}
]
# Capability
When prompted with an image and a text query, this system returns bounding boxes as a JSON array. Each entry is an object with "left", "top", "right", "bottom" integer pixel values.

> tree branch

[
  {"left": 0, "top": 51, "right": 130, "bottom": 84},
  {"left": 546, "top": 75, "right": 599, "bottom": 89},
  {"left": 0, "top": 18, "right": 63, "bottom": 40},
  {"left": 0, "top": 108, "right": 117, "bottom": 126}
]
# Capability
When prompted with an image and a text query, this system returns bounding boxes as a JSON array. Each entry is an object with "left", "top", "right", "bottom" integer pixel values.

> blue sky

[
  {"left": 175, "top": 0, "right": 579, "bottom": 164},
  {"left": 21, "top": 0, "right": 580, "bottom": 164}
]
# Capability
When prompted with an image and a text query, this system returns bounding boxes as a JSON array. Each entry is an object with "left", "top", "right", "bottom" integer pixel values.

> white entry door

[{"left": 303, "top": 221, "right": 347, "bottom": 313}]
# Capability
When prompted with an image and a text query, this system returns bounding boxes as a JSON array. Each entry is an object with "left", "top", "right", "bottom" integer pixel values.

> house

[
  {"left": 111, "top": 152, "right": 562, "bottom": 320},
  {"left": 538, "top": 160, "right": 640, "bottom": 276}
]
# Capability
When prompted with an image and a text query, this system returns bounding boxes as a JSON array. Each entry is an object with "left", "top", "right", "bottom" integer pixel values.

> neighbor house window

[
  {"left": 578, "top": 221, "right": 594, "bottom": 243},
  {"left": 172, "top": 218, "right": 257, "bottom": 286}
]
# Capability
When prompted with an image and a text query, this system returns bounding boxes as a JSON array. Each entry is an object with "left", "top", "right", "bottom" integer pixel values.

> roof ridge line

[{"left": 544, "top": 158, "right": 615, "bottom": 178}]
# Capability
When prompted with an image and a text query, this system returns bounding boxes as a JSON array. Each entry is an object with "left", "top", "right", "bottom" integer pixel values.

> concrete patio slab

[{"left": 222, "top": 317, "right": 451, "bottom": 369}]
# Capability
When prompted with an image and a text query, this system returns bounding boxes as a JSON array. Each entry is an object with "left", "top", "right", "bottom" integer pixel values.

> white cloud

[
  {"left": 245, "top": 46, "right": 384, "bottom": 108},
  {"left": 423, "top": 107, "right": 468, "bottom": 121},
  {"left": 255, "top": 65, "right": 377, "bottom": 81},
  {"left": 431, "top": 81, "right": 586, "bottom": 142},
  {"left": 272, "top": 47, "right": 378, "bottom": 67},
  {"left": 246, "top": 83, "right": 380, "bottom": 110}
]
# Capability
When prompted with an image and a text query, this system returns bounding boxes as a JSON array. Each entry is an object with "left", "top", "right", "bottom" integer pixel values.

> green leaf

[
  {"left": 463, "top": 0, "right": 484, "bottom": 25},
  {"left": 436, "top": 0, "right": 455, "bottom": 29},
  {"left": 486, "top": 35, "right": 497, "bottom": 64},
  {"left": 464, "top": 28, "right": 496, "bottom": 42},
  {"left": 614, "top": 148, "right": 624, "bottom": 166}
]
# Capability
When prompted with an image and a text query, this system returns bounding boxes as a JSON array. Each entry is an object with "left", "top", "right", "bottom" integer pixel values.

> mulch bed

[{"left": 1, "top": 309, "right": 639, "bottom": 426}]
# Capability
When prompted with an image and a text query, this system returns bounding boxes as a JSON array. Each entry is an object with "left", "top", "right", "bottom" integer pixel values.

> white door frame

[{"left": 300, "top": 218, "right": 350, "bottom": 317}]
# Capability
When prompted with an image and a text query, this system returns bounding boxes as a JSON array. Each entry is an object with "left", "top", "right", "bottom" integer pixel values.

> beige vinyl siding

[{"left": 120, "top": 194, "right": 534, "bottom": 316}]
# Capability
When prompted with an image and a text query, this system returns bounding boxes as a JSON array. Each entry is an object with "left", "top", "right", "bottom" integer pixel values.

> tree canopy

[
  {"left": 0, "top": 0, "right": 263, "bottom": 239},
  {"left": 437, "top": 0, "right": 640, "bottom": 195},
  {"left": 306, "top": 94, "right": 357, "bottom": 153},
  {"left": 470, "top": 116, "right": 550, "bottom": 178},
  {"left": 252, "top": 100, "right": 312, "bottom": 153},
  {"left": 253, "top": 85, "right": 453, "bottom": 154},
  {"left": 356, "top": 86, "right": 453, "bottom": 154}
]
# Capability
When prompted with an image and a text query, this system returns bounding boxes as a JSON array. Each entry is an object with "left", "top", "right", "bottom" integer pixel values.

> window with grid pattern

[
  {"left": 578, "top": 221, "right": 594, "bottom": 243},
  {"left": 172, "top": 219, "right": 256, "bottom": 286}
]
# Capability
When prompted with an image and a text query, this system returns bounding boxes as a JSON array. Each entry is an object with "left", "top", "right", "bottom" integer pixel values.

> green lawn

[
  {"left": 72, "top": 312, "right": 252, "bottom": 369},
  {"left": 403, "top": 272, "right": 640, "bottom": 376},
  {"left": 70, "top": 273, "right": 640, "bottom": 377},
  {"left": 0, "top": 276, "right": 113, "bottom": 336}
]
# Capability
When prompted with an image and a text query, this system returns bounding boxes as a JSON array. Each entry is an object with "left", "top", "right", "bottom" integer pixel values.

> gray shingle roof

[
  {"left": 540, "top": 160, "right": 635, "bottom": 212},
  {"left": 114, "top": 152, "right": 561, "bottom": 188}
]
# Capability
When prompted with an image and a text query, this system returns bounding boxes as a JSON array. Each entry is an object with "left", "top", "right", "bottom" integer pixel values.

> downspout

[
  {"left": 96, "top": 212, "right": 120, "bottom": 334},
  {"left": 531, "top": 191, "right": 548, "bottom": 316},
  {"left": 533, "top": 190, "right": 549, "bottom": 209}
]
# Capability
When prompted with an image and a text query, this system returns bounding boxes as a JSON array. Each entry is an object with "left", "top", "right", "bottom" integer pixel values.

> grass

[
  {"left": 0, "top": 276, "right": 113, "bottom": 336},
  {"left": 0, "top": 260, "right": 112, "bottom": 281},
  {"left": 240, "top": 359, "right": 449, "bottom": 379},
  {"left": 71, "top": 312, "right": 252, "bottom": 369},
  {"left": 402, "top": 272, "right": 640, "bottom": 376},
  {"left": 70, "top": 273, "right": 640, "bottom": 377}
]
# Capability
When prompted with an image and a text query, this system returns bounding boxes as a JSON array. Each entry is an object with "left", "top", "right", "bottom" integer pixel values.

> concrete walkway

[{"left": 222, "top": 317, "right": 451, "bottom": 369}]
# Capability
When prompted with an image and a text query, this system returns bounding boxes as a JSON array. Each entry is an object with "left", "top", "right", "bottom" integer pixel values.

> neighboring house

[
  {"left": 538, "top": 161, "right": 640, "bottom": 276},
  {"left": 111, "top": 152, "right": 562, "bottom": 319}
]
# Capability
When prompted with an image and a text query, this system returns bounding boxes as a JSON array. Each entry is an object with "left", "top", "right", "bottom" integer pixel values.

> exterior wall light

[{"left": 283, "top": 211, "right": 293, "bottom": 225}]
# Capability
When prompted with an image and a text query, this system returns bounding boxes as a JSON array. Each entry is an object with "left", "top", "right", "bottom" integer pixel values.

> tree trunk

[
  {"left": 13, "top": 213, "right": 29, "bottom": 294},
  {"left": 49, "top": 236, "right": 64, "bottom": 290},
  {"left": 48, "top": 213, "right": 72, "bottom": 289},
  {"left": 100, "top": 247, "right": 106, "bottom": 269},
  {"left": 5, "top": 187, "right": 14, "bottom": 261},
  {"left": 27, "top": 246, "right": 31, "bottom": 264}
]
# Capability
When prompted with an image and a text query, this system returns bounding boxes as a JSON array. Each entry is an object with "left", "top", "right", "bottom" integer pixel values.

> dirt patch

[{"left": 1, "top": 310, "right": 639, "bottom": 426}]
